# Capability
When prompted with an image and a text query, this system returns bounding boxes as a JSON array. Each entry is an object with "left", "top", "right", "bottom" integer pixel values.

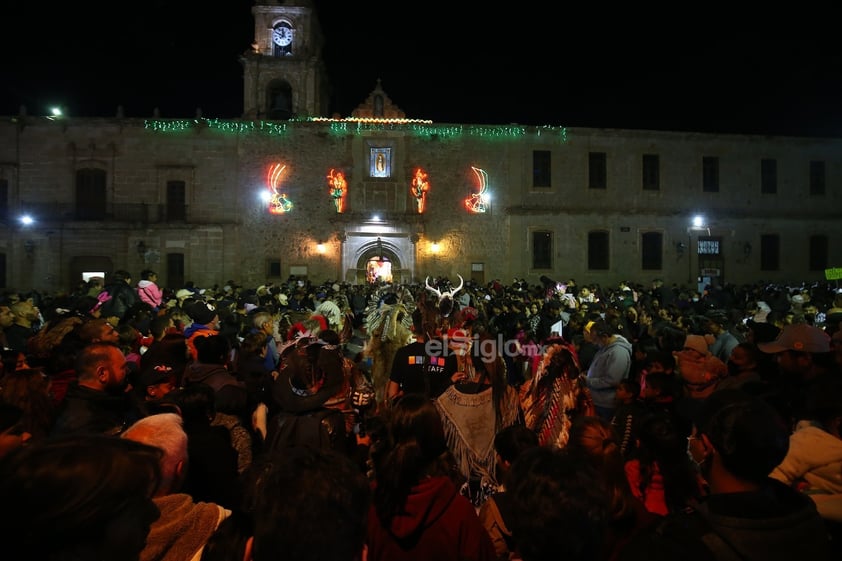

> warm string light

[
  {"left": 328, "top": 168, "right": 347, "bottom": 213},
  {"left": 267, "top": 163, "right": 293, "bottom": 214},
  {"left": 410, "top": 168, "right": 430, "bottom": 214},
  {"left": 465, "top": 166, "right": 490, "bottom": 213},
  {"left": 310, "top": 116, "right": 433, "bottom": 124}
]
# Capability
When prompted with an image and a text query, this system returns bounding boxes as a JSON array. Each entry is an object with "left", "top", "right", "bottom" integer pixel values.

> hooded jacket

[
  {"left": 771, "top": 422, "right": 842, "bottom": 522},
  {"left": 675, "top": 349, "right": 728, "bottom": 399},
  {"left": 182, "top": 363, "right": 248, "bottom": 419},
  {"left": 137, "top": 279, "right": 164, "bottom": 309},
  {"left": 618, "top": 479, "right": 833, "bottom": 561},
  {"left": 99, "top": 280, "right": 141, "bottom": 321},
  {"left": 140, "top": 493, "right": 229, "bottom": 561},
  {"left": 366, "top": 475, "right": 496, "bottom": 561},
  {"left": 586, "top": 334, "right": 633, "bottom": 409},
  {"left": 771, "top": 423, "right": 842, "bottom": 495}
]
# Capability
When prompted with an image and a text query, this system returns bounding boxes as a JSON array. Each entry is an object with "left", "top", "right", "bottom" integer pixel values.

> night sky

[{"left": 3, "top": 1, "right": 841, "bottom": 138}]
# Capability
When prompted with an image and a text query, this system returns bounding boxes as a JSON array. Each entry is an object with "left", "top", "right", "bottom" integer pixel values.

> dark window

[
  {"left": 532, "top": 150, "right": 551, "bottom": 188},
  {"left": 267, "top": 260, "right": 282, "bottom": 278},
  {"left": 760, "top": 234, "right": 780, "bottom": 271},
  {"left": 810, "top": 161, "right": 826, "bottom": 196},
  {"left": 0, "top": 253, "right": 5, "bottom": 288},
  {"left": 589, "top": 152, "right": 607, "bottom": 189},
  {"left": 588, "top": 231, "right": 610, "bottom": 270},
  {"left": 0, "top": 178, "right": 8, "bottom": 222},
  {"left": 809, "top": 235, "right": 828, "bottom": 271},
  {"left": 532, "top": 231, "right": 552, "bottom": 270},
  {"left": 166, "top": 180, "right": 186, "bottom": 221},
  {"left": 642, "top": 154, "right": 659, "bottom": 191},
  {"left": 761, "top": 158, "right": 777, "bottom": 194},
  {"left": 166, "top": 253, "right": 185, "bottom": 290},
  {"left": 641, "top": 232, "right": 663, "bottom": 270},
  {"left": 702, "top": 156, "right": 719, "bottom": 192},
  {"left": 75, "top": 168, "right": 107, "bottom": 220}
]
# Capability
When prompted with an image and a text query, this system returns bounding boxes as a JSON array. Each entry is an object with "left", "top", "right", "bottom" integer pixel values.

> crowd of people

[{"left": 0, "top": 268, "right": 841, "bottom": 561}]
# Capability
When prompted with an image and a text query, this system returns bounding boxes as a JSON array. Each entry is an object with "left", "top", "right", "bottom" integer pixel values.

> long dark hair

[
  {"left": 372, "top": 393, "right": 452, "bottom": 525},
  {"left": 633, "top": 412, "right": 703, "bottom": 512},
  {"left": 567, "top": 415, "right": 638, "bottom": 523},
  {"left": 470, "top": 334, "right": 512, "bottom": 428}
]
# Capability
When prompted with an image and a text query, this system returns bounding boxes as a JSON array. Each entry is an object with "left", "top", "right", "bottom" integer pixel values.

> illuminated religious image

[
  {"left": 369, "top": 147, "right": 391, "bottom": 178},
  {"left": 267, "top": 163, "right": 293, "bottom": 214},
  {"left": 410, "top": 167, "right": 430, "bottom": 214},
  {"left": 464, "top": 166, "right": 490, "bottom": 213},
  {"left": 366, "top": 258, "right": 393, "bottom": 284},
  {"left": 328, "top": 168, "right": 348, "bottom": 213}
]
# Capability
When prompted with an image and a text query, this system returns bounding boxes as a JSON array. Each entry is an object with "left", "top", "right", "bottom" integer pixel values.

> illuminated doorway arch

[{"left": 355, "top": 237, "right": 401, "bottom": 284}]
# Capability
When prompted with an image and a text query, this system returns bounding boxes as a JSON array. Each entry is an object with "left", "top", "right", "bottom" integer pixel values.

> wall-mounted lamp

[
  {"left": 316, "top": 243, "right": 327, "bottom": 254},
  {"left": 430, "top": 242, "right": 441, "bottom": 255},
  {"left": 23, "top": 239, "right": 35, "bottom": 259},
  {"left": 675, "top": 241, "right": 686, "bottom": 258},
  {"left": 136, "top": 240, "right": 147, "bottom": 259},
  {"left": 743, "top": 242, "right": 752, "bottom": 258}
]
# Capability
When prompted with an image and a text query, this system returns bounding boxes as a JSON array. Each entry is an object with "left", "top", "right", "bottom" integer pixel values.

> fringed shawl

[{"left": 435, "top": 384, "right": 521, "bottom": 486}]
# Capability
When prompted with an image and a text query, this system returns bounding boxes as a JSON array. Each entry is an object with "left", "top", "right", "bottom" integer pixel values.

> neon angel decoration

[
  {"left": 328, "top": 168, "right": 348, "bottom": 213},
  {"left": 410, "top": 167, "right": 430, "bottom": 214},
  {"left": 267, "top": 163, "right": 293, "bottom": 214},
  {"left": 464, "top": 166, "right": 490, "bottom": 213}
]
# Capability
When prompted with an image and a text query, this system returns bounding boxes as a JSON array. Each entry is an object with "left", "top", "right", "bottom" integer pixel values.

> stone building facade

[{"left": 0, "top": 1, "right": 840, "bottom": 293}]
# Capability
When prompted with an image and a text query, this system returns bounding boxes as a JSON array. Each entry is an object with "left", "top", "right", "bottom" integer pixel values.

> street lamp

[{"left": 687, "top": 214, "right": 709, "bottom": 287}]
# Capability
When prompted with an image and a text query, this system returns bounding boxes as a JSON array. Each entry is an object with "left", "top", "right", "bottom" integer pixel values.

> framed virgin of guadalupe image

[{"left": 369, "top": 147, "right": 391, "bottom": 178}]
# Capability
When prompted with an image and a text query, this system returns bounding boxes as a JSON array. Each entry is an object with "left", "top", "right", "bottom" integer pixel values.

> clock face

[{"left": 273, "top": 27, "right": 292, "bottom": 47}]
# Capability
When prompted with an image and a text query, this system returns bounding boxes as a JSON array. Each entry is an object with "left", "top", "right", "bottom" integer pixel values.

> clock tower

[{"left": 240, "top": 1, "right": 329, "bottom": 119}]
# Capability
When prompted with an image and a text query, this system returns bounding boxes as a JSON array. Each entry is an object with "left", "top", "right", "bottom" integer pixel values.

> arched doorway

[
  {"left": 355, "top": 237, "right": 401, "bottom": 285},
  {"left": 266, "top": 80, "right": 293, "bottom": 119}
]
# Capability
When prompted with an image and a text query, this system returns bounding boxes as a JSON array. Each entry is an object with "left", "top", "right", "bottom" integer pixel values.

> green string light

[{"left": 143, "top": 117, "right": 567, "bottom": 141}]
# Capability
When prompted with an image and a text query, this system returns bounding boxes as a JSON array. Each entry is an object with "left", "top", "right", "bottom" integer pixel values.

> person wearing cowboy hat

[{"left": 264, "top": 339, "right": 354, "bottom": 456}]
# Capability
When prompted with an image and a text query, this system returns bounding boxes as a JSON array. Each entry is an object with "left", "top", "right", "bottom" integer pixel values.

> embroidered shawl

[{"left": 519, "top": 343, "right": 595, "bottom": 448}]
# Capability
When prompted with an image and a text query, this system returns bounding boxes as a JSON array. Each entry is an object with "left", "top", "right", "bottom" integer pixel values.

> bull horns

[
  {"left": 425, "top": 274, "right": 464, "bottom": 300},
  {"left": 425, "top": 276, "right": 441, "bottom": 299}
]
